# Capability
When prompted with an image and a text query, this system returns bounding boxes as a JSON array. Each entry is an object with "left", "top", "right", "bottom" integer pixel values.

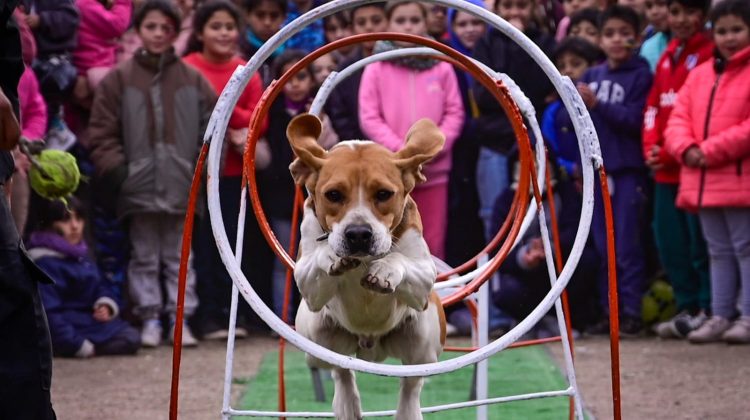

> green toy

[{"left": 28, "top": 149, "right": 81, "bottom": 204}]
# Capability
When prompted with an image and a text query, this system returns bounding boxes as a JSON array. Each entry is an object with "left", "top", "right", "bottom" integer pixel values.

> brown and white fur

[{"left": 288, "top": 114, "right": 447, "bottom": 420}]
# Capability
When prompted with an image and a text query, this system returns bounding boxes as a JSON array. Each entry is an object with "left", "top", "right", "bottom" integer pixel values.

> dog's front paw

[
  {"left": 361, "top": 260, "right": 403, "bottom": 294},
  {"left": 329, "top": 257, "right": 361, "bottom": 276}
]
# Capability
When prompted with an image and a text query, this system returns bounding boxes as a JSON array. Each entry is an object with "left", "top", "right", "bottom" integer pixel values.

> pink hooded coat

[
  {"left": 18, "top": 67, "right": 47, "bottom": 140},
  {"left": 665, "top": 45, "right": 750, "bottom": 210},
  {"left": 73, "top": 0, "right": 132, "bottom": 74},
  {"left": 358, "top": 60, "right": 464, "bottom": 187}
]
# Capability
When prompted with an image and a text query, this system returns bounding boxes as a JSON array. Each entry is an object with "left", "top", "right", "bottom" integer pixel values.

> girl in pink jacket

[
  {"left": 72, "top": 0, "right": 132, "bottom": 98},
  {"left": 358, "top": 1, "right": 464, "bottom": 259},
  {"left": 665, "top": 0, "right": 750, "bottom": 344}
]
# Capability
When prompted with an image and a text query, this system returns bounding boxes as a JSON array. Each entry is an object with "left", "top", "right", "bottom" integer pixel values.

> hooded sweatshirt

[
  {"left": 580, "top": 54, "right": 653, "bottom": 174},
  {"left": 642, "top": 31, "right": 713, "bottom": 184},
  {"left": 72, "top": 0, "right": 132, "bottom": 74}
]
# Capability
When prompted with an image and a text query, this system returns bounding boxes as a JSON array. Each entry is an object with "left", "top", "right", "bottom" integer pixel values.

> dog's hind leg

[{"left": 332, "top": 368, "right": 362, "bottom": 420}]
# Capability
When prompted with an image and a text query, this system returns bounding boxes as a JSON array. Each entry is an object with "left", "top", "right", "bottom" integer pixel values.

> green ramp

[{"left": 239, "top": 345, "right": 571, "bottom": 419}]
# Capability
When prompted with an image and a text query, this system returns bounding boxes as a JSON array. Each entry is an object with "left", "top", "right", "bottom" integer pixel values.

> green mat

[{"left": 239, "top": 345, "right": 572, "bottom": 419}]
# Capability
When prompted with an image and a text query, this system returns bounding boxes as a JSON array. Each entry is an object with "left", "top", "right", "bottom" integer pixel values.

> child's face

[
  {"left": 311, "top": 54, "right": 337, "bottom": 85},
  {"left": 563, "top": 0, "right": 598, "bottom": 16},
  {"left": 200, "top": 10, "right": 239, "bottom": 61},
  {"left": 644, "top": 0, "right": 669, "bottom": 32},
  {"left": 425, "top": 5, "right": 448, "bottom": 36},
  {"left": 557, "top": 52, "right": 590, "bottom": 81},
  {"left": 600, "top": 17, "right": 638, "bottom": 66},
  {"left": 452, "top": 11, "right": 486, "bottom": 50},
  {"left": 53, "top": 211, "right": 84, "bottom": 246},
  {"left": 352, "top": 6, "right": 388, "bottom": 52},
  {"left": 495, "top": 0, "right": 535, "bottom": 32},
  {"left": 324, "top": 16, "right": 352, "bottom": 44},
  {"left": 668, "top": 2, "right": 705, "bottom": 41},
  {"left": 569, "top": 20, "right": 600, "bottom": 46},
  {"left": 388, "top": 3, "right": 428, "bottom": 38},
  {"left": 247, "top": 1, "right": 285, "bottom": 41},
  {"left": 283, "top": 63, "right": 314, "bottom": 103},
  {"left": 137, "top": 10, "right": 177, "bottom": 55},
  {"left": 714, "top": 14, "right": 750, "bottom": 60}
]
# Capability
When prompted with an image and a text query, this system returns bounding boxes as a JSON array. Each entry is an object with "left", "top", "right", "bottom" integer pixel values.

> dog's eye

[
  {"left": 325, "top": 190, "right": 343, "bottom": 203},
  {"left": 375, "top": 190, "right": 394, "bottom": 202}
]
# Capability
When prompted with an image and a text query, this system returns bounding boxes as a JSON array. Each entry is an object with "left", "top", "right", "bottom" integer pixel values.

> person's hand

[
  {"left": 228, "top": 128, "right": 248, "bottom": 155},
  {"left": 576, "top": 83, "right": 597, "bottom": 109},
  {"left": 683, "top": 146, "right": 705, "bottom": 168},
  {"left": 521, "top": 237, "right": 545, "bottom": 269},
  {"left": 24, "top": 13, "right": 40, "bottom": 29},
  {"left": 12, "top": 144, "right": 31, "bottom": 174},
  {"left": 93, "top": 304, "right": 113, "bottom": 322},
  {"left": 645, "top": 144, "right": 664, "bottom": 171}
]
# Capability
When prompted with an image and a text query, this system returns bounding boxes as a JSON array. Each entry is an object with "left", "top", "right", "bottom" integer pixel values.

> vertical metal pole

[
  {"left": 476, "top": 254, "right": 489, "bottom": 420},
  {"left": 222, "top": 186, "right": 249, "bottom": 419}
]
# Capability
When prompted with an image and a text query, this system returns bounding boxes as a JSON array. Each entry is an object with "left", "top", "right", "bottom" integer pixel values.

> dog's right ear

[{"left": 287, "top": 113, "right": 325, "bottom": 185}]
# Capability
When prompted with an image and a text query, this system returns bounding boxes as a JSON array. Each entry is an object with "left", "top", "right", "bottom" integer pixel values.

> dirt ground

[{"left": 50, "top": 334, "right": 749, "bottom": 420}]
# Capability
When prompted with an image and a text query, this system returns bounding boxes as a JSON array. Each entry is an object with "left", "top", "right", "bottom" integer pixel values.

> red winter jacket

[
  {"left": 642, "top": 31, "right": 713, "bottom": 184},
  {"left": 665, "top": 45, "right": 750, "bottom": 210}
]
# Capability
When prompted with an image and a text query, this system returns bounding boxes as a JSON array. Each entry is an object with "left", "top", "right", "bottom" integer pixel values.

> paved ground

[{"left": 51, "top": 334, "right": 749, "bottom": 419}]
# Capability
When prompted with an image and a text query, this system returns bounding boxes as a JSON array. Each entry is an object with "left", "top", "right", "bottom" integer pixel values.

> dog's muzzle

[{"left": 344, "top": 224, "right": 373, "bottom": 255}]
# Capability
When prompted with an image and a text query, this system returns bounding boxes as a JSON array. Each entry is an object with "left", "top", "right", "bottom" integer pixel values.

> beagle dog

[{"left": 288, "top": 114, "right": 447, "bottom": 420}]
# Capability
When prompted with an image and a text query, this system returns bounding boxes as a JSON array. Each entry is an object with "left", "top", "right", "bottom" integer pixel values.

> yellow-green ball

[
  {"left": 28, "top": 150, "right": 80, "bottom": 202},
  {"left": 642, "top": 279, "right": 677, "bottom": 325}
]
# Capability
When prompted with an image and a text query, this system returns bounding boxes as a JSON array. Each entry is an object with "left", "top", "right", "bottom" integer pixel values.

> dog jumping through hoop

[{"left": 288, "top": 113, "right": 447, "bottom": 420}]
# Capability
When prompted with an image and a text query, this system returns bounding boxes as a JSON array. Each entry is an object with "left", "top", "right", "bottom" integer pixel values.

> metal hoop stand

[{"left": 166, "top": 1, "right": 623, "bottom": 419}]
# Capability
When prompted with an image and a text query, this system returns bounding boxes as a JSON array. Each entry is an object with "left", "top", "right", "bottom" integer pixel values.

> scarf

[
  {"left": 27, "top": 231, "right": 89, "bottom": 260},
  {"left": 372, "top": 40, "right": 439, "bottom": 71}
]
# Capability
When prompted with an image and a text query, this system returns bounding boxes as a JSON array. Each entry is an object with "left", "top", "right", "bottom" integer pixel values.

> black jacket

[
  {"left": 472, "top": 28, "right": 555, "bottom": 153},
  {"left": 22, "top": 0, "right": 79, "bottom": 57},
  {"left": 324, "top": 49, "right": 366, "bottom": 141}
]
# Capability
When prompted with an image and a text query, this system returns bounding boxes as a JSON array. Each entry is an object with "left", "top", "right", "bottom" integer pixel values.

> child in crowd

[
  {"left": 568, "top": 7, "right": 603, "bottom": 46},
  {"left": 311, "top": 52, "right": 338, "bottom": 87},
  {"left": 18, "top": 0, "right": 79, "bottom": 149},
  {"left": 260, "top": 49, "right": 338, "bottom": 320},
  {"left": 325, "top": 2, "right": 388, "bottom": 141},
  {"left": 425, "top": 4, "right": 448, "bottom": 40},
  {"left": 283, "top": 0, "right": 324, "bottom": 52},
  {"left": 640, "top": 0, "right": 671, "bottom": 71},
  {"left": 323, "top": 11, "right": 354, "bottom": 58},
  {"left": 359, "top": 1, "right": 464, "bottom": 259},
  {"left": 88, "top": 0, "right": 216, "bottom": 347},
  {"left": 28, "top": 198, "right": 140, "bottom": 358},
  {"left": 577, "top": 5, "right": 653, "bottom": 335},
  {"left": 71, "top": 0, "right": 132, "bottom": 105},
  {"left": 642, "top": 0, "right": 712, "bottom": 339},
  {"left": 473, "top": 0, "right": 555, "bottom": 242},
  {"left": 241, "top": 0, "right": 288, "bottom": 84},
  {"left": 557, "top": 0, "right": 599, "bottom": 41},
  {"left": 665, "top": 0, "right": 750, "bottom": 344},
  {"left": 183, "top": 0, "right": 270, "bottom": 339}
]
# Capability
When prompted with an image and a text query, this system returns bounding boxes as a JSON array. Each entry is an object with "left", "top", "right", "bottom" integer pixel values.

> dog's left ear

[
  {"left": 288, "top": 113, "right": 326, "bottom": 185},
  {"left": 394, "top": 119, "right": 445, "bottom": 191}
]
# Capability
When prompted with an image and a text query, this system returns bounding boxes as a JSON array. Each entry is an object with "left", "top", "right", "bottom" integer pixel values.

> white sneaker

[
  {"left": 170, "top": 323, "right": 199, "bottom": 347},
  {"left": 141, "top": 319, "right": 163, "bottom": 348}
]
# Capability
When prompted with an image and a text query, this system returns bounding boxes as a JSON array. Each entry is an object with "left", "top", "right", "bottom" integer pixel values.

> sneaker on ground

[
  {"left": 619, "top": 316, "right": 643, "bottom": 338},
  {"left": 673, "top": 310, "right": 708, "bottom": 337},
  {"left": 688, "top": 316, "right": 731, "bottom": 344},
  {"left": 170, "top": 323, "right": 199, "bottom": 347},
  {"left": 654, "top": 310, "right": 691, "bottom": 338},
  {"left": 141, "top": 319, "right": 163, "bottom": 348},
  {"left": 722, "top": 316, "right": 750, "bottom": 344}
]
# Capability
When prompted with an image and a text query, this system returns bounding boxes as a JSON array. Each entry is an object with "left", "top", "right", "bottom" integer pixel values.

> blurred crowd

[{"left": 3, "top": 0, "right": 750, "bottom": 363}]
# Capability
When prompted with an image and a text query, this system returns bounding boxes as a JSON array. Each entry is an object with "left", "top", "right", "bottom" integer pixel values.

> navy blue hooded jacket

[{"left": 579, "top": 54, "right": 653, "bottom": 174}]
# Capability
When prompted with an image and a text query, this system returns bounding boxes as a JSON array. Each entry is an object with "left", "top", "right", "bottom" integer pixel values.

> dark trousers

[
  {"left": 95, "top": 326, "right": 140, "bottom": 356},
  {"left": 592, "top": 171, "right": 648, "bottom": 318},
  {"left": 652, "top": 182, "right": 710, "bottom": 312}
]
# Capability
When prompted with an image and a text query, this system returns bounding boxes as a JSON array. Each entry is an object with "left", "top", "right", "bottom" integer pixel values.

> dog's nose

[{"left": 344, "top": 224, "right": 373, "bottom": 253}]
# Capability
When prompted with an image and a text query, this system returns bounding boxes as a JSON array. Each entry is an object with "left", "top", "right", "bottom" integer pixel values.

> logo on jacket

[
  {"left": 686, "top": 54, "right": 699, "bottom": 70},
  {"left": 589, "top": 80, "right": 625, "bottom": 105},
  {"left": 659, "top": 89, "right": 677, "bottom": 108}
]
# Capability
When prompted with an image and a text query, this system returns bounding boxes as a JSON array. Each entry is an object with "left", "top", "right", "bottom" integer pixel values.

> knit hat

[{"left": 667, "top": 0, "right": 710, "bottom": 13}]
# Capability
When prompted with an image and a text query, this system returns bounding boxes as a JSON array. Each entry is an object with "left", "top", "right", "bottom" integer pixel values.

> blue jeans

[{"left": 475, "top": 147, "right": 512, "bottom": 330}]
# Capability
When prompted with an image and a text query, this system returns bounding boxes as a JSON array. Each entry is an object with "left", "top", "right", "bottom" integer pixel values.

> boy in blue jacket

[{"left": 576, "top": 5, "right": 653, "bottom": 336}]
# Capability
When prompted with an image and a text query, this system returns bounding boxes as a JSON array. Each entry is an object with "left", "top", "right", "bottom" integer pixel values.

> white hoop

[{"left": 206, "top": 0, "right": 599, "bottom": 381}]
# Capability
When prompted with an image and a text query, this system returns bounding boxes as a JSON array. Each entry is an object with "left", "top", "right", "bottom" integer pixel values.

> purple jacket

[
  {"left": 22, "top": 0, "right": 79, "bottom": 57},
  {"left": 27, "top": 232, "right": 130, "bottom": 357},
  {"left": 580, "top": 55, "right": 653, "bottom": 173}
]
